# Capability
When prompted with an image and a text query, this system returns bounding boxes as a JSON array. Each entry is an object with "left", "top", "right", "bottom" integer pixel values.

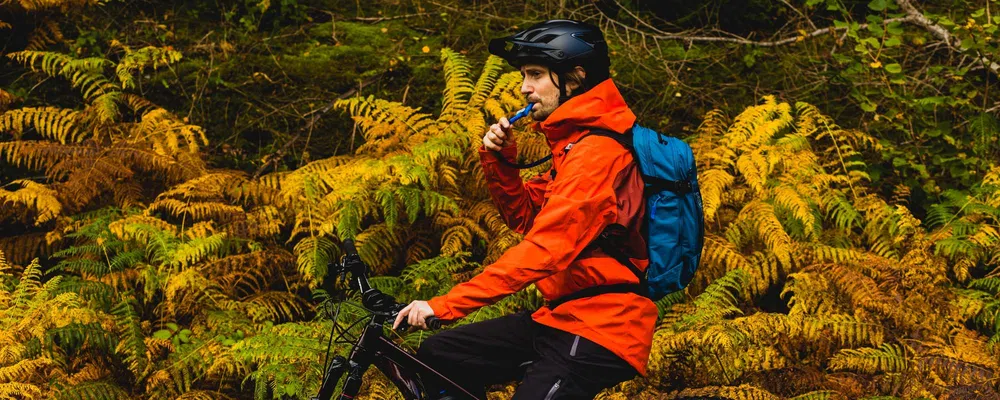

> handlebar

[{"left": 339, "top": 239, "right": 442, "bottom": 330}]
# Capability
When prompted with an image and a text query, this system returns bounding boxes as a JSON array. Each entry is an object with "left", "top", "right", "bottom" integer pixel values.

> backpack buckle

[{"left": 675, "top": 180, "right": 693, "bottom": 194}]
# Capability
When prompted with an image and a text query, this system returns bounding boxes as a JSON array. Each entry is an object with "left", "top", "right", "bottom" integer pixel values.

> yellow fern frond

[
  {"left": 667, "top": 384, "right": 779, "bottom": 400},
  {"left": 772, "top": 185, "right": 817, "bottom": 239},
  {"left": 148, "top": 198, "right": 244, "bottom": 221},
  {"left": 468, "top": 55, "right": 507, "bottom": 109},
  {"left": 736, "top": 200, "right": 794, "bottom": 267},
  {"left": 166, "top": 233, "right": 227, "bottom": 269},
  {"left": 135, "top": 108, "right": 209, "bottom": 154},
  {"left": 0, "top": 180, "right": 62, "bottom": 225},
  {"left": 735, "top": 149, "right": 771, "bottom": 195},
  {"left": 439, "top": 48, "right": 474, "bottom": 117},
  {"left": 0, "top": 382, "right": 43, "bottom": 399},
  {"left": 699, "top": 168, "right": 736, "bottom": 222},
  {"left": 108, "top": 215, "right": 177, "bottom": 242},
  {"left": 0, "top": 106, "right": 83, "bottom": 143},
  {"left": 829, "top": 343, "right": 908, "bottom": 374},
  {"left": 0, "top": 357, "right": 52, "bottom": 383}
]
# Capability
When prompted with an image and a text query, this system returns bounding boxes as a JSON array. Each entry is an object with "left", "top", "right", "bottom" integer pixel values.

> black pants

[{"left": 416, "top": 311, "right": 638, "bottom": 400}]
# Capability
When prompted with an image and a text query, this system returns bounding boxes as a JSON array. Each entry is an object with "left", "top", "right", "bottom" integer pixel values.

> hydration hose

[{"left": 491, "top": 103, "right": 553, "bottom": 169}]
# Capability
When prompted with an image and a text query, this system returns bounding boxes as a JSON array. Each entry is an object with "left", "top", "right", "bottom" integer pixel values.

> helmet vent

[{"left": 536, "top": 34, "right": 559, "bottom": 43}]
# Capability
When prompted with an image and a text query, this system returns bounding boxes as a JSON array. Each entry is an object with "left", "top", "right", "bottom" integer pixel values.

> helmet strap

[{"left": 550, "top": 69, "right": 571, "bottom": 104}]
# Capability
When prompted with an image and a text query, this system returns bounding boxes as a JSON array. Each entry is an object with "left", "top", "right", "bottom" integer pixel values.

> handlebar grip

[
  {"left": 341, "top": 239, "right": 358, "bottom": 257},
  {"left": 425, "top": 316, "right": 442, "bottom": 330}
]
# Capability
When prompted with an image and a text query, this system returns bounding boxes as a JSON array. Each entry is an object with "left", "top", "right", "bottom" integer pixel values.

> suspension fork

[{"left": 314, "top": 320, "right": 383, "bottom": 400}]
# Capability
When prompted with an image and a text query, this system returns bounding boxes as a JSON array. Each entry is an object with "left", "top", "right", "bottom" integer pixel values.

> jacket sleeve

[
  {"left": 429, "top": 140, "right": 630, "bottom": 320},
  {"left": 478, "top": 145, "right": 551, "bottom": 234}
]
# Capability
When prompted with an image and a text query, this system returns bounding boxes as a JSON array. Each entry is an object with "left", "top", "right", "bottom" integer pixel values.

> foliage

[{"left": 2, "top": 1, "right": 1000, "bottom": 398}]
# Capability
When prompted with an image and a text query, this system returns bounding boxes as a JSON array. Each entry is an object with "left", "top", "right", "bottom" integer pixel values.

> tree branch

[
  {"left": 598, "top": 6, "right": 911, "bottom": 48},
  {"left": 895, "top": 0, "right": 1000, "bottom": 75}
]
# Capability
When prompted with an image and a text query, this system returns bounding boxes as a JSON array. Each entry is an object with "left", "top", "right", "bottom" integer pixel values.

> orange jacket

[{"left": 427, "top": 79, "right": 657, "bottom": 375}]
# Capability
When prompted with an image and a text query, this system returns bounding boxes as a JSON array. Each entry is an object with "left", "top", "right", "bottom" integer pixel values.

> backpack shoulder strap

[{"left": 575, "top": 128, "right": 634, "bottom": 153}]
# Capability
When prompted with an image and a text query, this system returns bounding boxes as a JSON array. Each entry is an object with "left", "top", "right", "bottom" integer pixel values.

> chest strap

[{"left": 546, "top": 224, "right": 649, "bottom": 309}]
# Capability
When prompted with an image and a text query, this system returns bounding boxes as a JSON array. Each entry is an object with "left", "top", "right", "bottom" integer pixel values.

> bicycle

[{"left": 311, "top": 239, "right": 483, "bottom": 400}]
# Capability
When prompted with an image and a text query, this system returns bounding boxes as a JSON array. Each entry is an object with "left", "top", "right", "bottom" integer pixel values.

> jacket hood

[{"left": 534, "top": 79, "right": 636, "bottom": 146}]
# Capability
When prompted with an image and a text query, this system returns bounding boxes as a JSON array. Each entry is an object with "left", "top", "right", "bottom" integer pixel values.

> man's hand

[
  {"left": 483, "top": 117, "right": 513, "bottom": 151},
  {"left": 392, "top": 300, "right": 435, "bottom": 330}
]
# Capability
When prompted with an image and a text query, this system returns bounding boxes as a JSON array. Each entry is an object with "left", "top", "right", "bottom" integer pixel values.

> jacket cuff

[
  {"left": 427, "top": 296, "right": 455, "bottom": 321},
  {"left": 478, "top": 144, "right": 518, "bottom": 164}
]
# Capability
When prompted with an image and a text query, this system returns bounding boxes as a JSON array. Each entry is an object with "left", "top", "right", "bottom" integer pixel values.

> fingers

[
  {"left": 408, "top": 305, "right": 425, "bottom": 329},
  {"left": 483, "top": 121, "right": 514, "bottom": 151},
  {"left": 392, "top": 303, "right": 412, "bottom": 330}
]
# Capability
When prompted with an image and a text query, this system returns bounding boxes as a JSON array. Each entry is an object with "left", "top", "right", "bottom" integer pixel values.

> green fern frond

[
  {"left": 674, "top": 268, "right": 747, "bottom": 330},
  {"left": 238, "top": 291, "right": 306, "bottom": 323},
  {"left": 293, "top": 235, "right": 336, "bottom": 289},
  {"left": 112, "top": 297, "right": 149, "bottom": 381},
  {"left": 789, "top": 390, "right": 847, "bottom": 400},
  {"left": 54, "top": 380, "right": 129, "bottom": 400}
]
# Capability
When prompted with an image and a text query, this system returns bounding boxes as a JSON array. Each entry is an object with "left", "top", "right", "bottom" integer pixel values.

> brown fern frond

[
  {"left": 813, "top": 263, "right": 918, "bottom": 330},
  {"left": 0, "top": 89, "right": 15, "bottom": 112},
  {"left": 0, "top": 232, "right": 58, "bottom": 265},
  {"left": 24, "top": 18, "right": 64, "bottom": 50},
  {"left": 174, "top": 390, "right": 236, "bottom": 400},
  {"left": 203, "top": 250, "right": 295, "bottom": 295}
]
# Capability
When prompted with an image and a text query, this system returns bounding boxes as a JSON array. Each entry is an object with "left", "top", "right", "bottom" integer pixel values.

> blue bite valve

[{"left": 508, "top": 103, "right": 534, "bottom": 124}]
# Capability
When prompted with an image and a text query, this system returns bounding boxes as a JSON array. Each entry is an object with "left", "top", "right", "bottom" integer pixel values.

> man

[{"left": 393, "top": 19, "right": 657, "bottom": 399}]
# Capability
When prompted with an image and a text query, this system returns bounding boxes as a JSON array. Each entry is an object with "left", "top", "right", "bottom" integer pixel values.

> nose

[{"left": 520, "top": 80, "right": 532, "bottom": 96}]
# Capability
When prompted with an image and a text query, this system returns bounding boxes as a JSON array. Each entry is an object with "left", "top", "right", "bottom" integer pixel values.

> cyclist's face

[{"left": 519, "top": 64, "right": 563, "bottom": 122}]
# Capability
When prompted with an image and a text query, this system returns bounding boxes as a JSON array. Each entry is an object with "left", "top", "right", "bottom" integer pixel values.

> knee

[{"left": 417, "top": 333, "right": 447, "bottom": 363}]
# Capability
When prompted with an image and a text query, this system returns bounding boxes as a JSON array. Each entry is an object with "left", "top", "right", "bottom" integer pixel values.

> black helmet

[{"left": 488, "top": 19, "right": 609, "bottom": 73}]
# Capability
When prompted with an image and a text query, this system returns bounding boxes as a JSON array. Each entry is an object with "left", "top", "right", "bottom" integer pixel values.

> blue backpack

[{"left": 547, "top": 124, "right": 704, "bottom": 306}]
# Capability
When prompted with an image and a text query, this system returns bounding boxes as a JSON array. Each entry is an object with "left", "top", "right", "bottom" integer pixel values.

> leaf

[
  {"left": 884, "top": 63, "right": 903, "bottom": 73},
  {"left": 153, "top": 329, "right": 172, "bottom": 339},
  {"left": 868, "top": 0, "right": 889, "bottom": 11}
]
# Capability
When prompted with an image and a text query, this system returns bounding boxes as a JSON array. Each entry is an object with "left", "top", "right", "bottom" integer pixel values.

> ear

[{"left": 565, "top": 66, "right": 587, "bottom": 95}]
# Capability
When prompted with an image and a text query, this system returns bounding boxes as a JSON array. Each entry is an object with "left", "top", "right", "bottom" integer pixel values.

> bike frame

[{"left": 313, "top": 240, "right": 482, "bottom": 400}]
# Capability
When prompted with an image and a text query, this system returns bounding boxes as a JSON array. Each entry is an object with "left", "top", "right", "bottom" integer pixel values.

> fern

[
  {"left": 829, "top": 343, "right": 908, "bottom": 374},
  {"left": 112, "top": 297, "right": 149, "bottom": 381},
  {"left": 54, "top": 380, "right": 129, "bottom": 400},
  {"left": 667, "top": 384, "right": 779, "bottom": 400}
]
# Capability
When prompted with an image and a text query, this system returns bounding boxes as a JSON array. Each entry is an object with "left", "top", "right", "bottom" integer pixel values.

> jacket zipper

[{"left": 543, "top": 379, "right": 562, "bottom": 400}]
